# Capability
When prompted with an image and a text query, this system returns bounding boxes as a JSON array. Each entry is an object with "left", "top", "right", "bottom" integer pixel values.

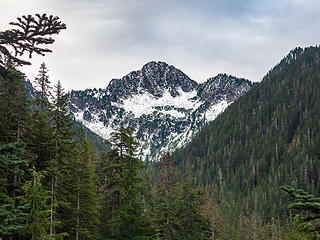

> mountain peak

[
  {"left": 142, "top": 61, "right": 169, "bottom": 70},
  {"left": 198, "top": 74, "right": 254, "bottom": 104},
  {"left": 107, "top": 61, "right": 198, "bottom": 100},
  {"left": 69, "top": 61, "right": 254, "bottom": 161}
]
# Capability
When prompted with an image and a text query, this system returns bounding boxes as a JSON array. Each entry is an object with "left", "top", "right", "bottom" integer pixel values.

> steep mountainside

[
  {"left": 69, "top": 61, "right": 254, "bottom": 160},
  {"left": 174, "top": 47, "right": 320, "bottom": 220}
]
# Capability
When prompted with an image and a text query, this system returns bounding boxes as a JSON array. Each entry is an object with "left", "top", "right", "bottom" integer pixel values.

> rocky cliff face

[{"left": 69, "top": 61, "right": 255, "bottom": 160}]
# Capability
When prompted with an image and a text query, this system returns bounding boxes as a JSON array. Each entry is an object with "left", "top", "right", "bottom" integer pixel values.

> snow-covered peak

[{"left": 69, "top": 61, "right": 254, "bottom": 161}]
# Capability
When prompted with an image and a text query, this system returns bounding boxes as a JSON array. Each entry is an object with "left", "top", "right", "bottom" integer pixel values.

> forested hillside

[{"left": 174, "top": 46, "right": 320, "bottom": 231}]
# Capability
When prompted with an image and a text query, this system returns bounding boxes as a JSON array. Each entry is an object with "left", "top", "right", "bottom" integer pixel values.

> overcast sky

[{"left": 1, "top": 0, "right": 320, "bottom": 90}]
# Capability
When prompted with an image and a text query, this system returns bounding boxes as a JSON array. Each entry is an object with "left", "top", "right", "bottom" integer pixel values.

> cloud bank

[{"left": 1, "top": 0, "right": 319, "bottom": 90}]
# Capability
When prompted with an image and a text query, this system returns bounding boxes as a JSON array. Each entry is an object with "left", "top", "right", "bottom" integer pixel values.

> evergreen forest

[
  {"left": 1, "top": 14, "right": 320, "bottom": 240},
  {"left": 174, "top": 46, "right": 320, "bottom": 239}
]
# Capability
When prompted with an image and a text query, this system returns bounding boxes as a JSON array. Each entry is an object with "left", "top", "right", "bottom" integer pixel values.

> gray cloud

[{"left": 1, "top": 0, "right": 320, "bottom": 90}]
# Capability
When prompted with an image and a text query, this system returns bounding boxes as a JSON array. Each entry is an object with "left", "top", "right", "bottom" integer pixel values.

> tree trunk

[
  {"left": 76, "top": 176, "right": 80, "bottom": 240},
  {"left": 50, "top": 177, "right": 54, "bottom": 236}
]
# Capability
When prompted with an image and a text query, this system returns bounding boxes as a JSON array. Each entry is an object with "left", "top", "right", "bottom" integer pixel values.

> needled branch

[{"left": 0, "top": 14, "right": 66, "bottom": 66}]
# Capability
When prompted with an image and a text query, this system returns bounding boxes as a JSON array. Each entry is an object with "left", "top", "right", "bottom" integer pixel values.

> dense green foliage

[
  {"left": 174, "top": 46, "right": 320, "bottom": 237},
  {"left": 282, "top": 184, "right": 320, "bottom": 223},
  {"left": 98, "top": 128, "right": 156, "bottom": 240},
  {"left": 19, "top": 168, "right": 51, "bottom": 240},
  {"left": 281, "top": 185, "right": 320, "bottom": 239},
  {"left": 0, "top": 62, "right": 30, "bottom": 143},
  {"left": 0, "top": 142, "right": 28, "bottom": 238}
]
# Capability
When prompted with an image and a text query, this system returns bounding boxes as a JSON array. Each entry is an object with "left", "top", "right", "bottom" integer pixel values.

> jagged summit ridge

[
  {"left": 198, "top": 73, "right": 253, "bottom": 105},
  {"left": 69, "top": 62, "right": 254, "bottom": 160},
  {"left": 107, "top": 61, "right": 198, "bottom": 100}
]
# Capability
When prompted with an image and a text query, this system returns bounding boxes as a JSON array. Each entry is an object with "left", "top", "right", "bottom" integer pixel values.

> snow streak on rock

[{"left": 69, "top": 61, "right": 255, "bottom": 161}]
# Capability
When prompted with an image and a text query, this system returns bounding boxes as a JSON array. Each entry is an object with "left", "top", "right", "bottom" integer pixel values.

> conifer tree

[
  {"left": 50, "top": 80, "right": 74, "bottom": 238},
  {"left": 98, "top": 149, "right": 122, "bottom": 238},
  {"left": 34, "top": 62, "right": 52, "bottom": 111},
  {"left": 0, "top": 14, "right": 66, "bottom": 66},
  {"left": 74, "top": 134, "right": 99, "bottom": 240},
  {"left": 154, "top": 152, "right": 181, "bottom": 240},
  {"left": 29, "top": 63, "right": 54, "bottom": 172},
  {"left": 56, "top": 129, "right": 99, "bottom": 240},
  {"left": 0, "top": 63, "right": 32, "bottom": 240},
  {"left": 281, "top": 184, "right": 320, "bottom": 222},
  {"left": 0, "top": 13, "right": 66, "bottom": 240},
  {"left": 0, "top": 62, "right": 30, "bottom": 144},
  {"left": 177, "top": 173, "right": 211, "bottom": 240},
  {"left": 100, "top": 128, "right": 155, "bottom": 240},
  {"left": 0, "top": 142, "right": 28, "bottom": 239},
  {"left": 19, "top": 168, "right": 51, "bottom": 240},
  {"left": 281, "top": 183, "right": 320, "bottom": 236}
]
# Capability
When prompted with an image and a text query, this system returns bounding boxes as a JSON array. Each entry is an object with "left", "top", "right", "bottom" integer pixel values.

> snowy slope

[{"left": 69, "top": 61, "right": 254, "bottom": 161}]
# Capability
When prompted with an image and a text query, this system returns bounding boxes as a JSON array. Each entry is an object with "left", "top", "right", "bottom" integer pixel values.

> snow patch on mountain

[
  {"left": 74, "top": 110, "right": 111, "bottom": 139},
  {"left": 205, "top": 100, "right": 230, "bottom": 122},
  {"left": 69, "top": 62, "right": 255, "bottom": 161},
  {"left": 121, "top": 88, "right": 200, "bottom": 118}
]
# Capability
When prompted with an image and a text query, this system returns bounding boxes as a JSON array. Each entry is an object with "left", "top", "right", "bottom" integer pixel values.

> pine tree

[
  {"left": 29, "top": 63, "right": 54, "bottom": 172},
  {"left": 56, "top": 129, "right": 99, "bottom": 240},
  {"left": 98, "top": 149, "right": 122, "bottom": 238},
  {"left": 19, "top": 168, "right": 51, "bottom": 240},
  {"left": 50, "top": 80, "right": 74, "bottom": 238},
  {"left": 34, "top": 62, "right": 52, "bottom": 111},
  {"left": 0, "top": 63, "right": 32, "bottom": 240},
  {"left": 74, "top": 133, "right": 99, "bottom": 240},
  {"left": 281, "top": 183, "right": 320, "bottom": 237},
  {"left": 100, "top": 128, "right": 155, "bottom": 240},
  {"left": 0, "top": 13, "right": 66, "bottom": 240},
  {"left": 281, "top": 183, "right": 320, "bottom": 222},
  {"left": 29, "top": 112, "right": 54, "bottom": 172}
]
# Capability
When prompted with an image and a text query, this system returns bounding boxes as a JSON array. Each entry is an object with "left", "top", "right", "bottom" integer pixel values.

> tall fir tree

[
  {"left": 50, "top": 80, "right": 74, "bottom": 238},
  {"left": 74, "top": 133, "right": 99, "bottom": 240},
  {"left": 19, "top": 168, "right": 52, "bottom": 240},
  {"left": 0, "top": 14, "right": 66, "bottom": 240},
  {"left": 98, "top": 149, "right": 123, "bottom": 238},
  {"left": 56, "top": 129, "right": 99, "bottom": 240},
  {"left": 29, "top": 63, "right": 54, "bottom": 172},
  {"left": 100, "top": 128, "right": 155, "bottom": 240},
  {"left": 33, "top": 62, "right": 52, "bottom": 111}
]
